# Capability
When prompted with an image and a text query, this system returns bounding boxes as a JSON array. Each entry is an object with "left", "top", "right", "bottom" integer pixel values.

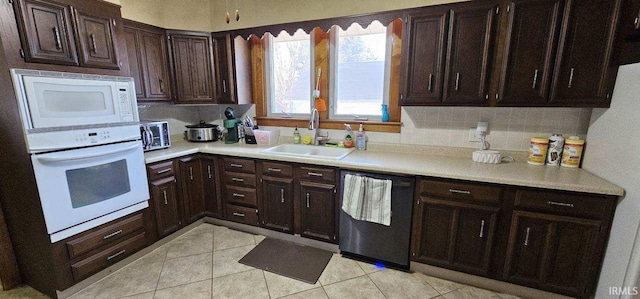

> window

[
  {"left": 266, "top": 29, "right": 312, "bottom": 117},
  {"left": 330, "top": 21, "right": 390, "bottom": 120}
]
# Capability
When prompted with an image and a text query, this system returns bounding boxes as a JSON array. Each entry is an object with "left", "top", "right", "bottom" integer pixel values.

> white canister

[{"left": 546, "top": 134, "right": 564, "bottom": 166}]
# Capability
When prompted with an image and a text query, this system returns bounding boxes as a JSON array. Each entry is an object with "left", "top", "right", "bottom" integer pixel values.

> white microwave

[{"left": 11, "top": 69, "right": 139, "bottom": 132}]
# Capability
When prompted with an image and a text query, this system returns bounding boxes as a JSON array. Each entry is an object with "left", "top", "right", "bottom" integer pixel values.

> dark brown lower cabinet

[
  {"left": 299, "top": 181, "right": 336, "bottom": 242},
  {"left": 260, "top": 176, "right": 294, "bottom": 233},
  {"left": 503, "top": 210, "right": 602, "bottom": 297},
  {"left": 179, "top": 155, "right": 205, "bottom": 224},
  {"left": 201, "top": 155, "right": 221, "bottom": 218},
  {"left": 150, "top": 176, "right": 181, "bottom": 238},
  {"left": 412, "top": 197, "right": 499, "bottom": 276}
]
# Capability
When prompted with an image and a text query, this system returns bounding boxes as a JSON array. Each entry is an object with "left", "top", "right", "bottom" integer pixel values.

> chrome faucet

[{"left": 308, "top": 108, "right": 329, "bottom": 145}]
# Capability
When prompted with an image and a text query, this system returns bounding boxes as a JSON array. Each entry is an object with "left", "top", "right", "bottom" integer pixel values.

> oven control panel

[
  {"left": 75, "top": 130, "right": 112, "bottom": 143},
  {"left": 27, "top": 125, "right": 140, "bottom": 153}
]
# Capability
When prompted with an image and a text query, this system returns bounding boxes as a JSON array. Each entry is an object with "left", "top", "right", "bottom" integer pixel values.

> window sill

[{"left": 255, "top": 117, "right": 402, "bottom": 133}]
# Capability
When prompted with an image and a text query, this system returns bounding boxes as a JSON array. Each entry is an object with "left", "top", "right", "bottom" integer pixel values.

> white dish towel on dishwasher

[{"left": 341, "top": 174, "right": 392, "bottom": 226}]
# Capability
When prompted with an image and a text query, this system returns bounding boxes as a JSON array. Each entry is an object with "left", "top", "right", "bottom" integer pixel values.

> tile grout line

[
  {"left": 150, "top": 245, "right": 169, "bottom": 299},
  {"left": 365, "top": 272, "right": 389, "bottom": 299},
  {"left": 261, "top": 270, "right": 273, "bottom": 299},
  {"left": 153, "top": 277, "right": 213, "bottom": 293}
]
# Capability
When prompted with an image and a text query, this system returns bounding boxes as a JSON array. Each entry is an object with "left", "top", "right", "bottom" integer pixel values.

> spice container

[
  {"left": 546, "top": 134, "right": 564, "bottom": 166},
  {"left": 528, "top": 137, "right": 549, "bottom": 165},
  {"left": 561, "top": 137, "right": 585, "bottom": 168}
]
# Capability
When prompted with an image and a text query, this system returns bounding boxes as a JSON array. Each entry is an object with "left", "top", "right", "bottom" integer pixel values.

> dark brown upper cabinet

[
  {"left": 549, "top": 0, "right": 622, "bottom": 107},
  {"left": 13, "top": 0, "right": 79, "bottom": 66},
  {"left": 167, "top": 31, "right": 215, "bottom": 104},
  {"left": 613, "top": 0, "right": 640, "bottom": 66},
  {"left": 442, "top": 2, "right": 499, "bottom": 105},
  {"left": 124, "top": 20, "right": 171, "bottom": 102},
  {"left": 213, "top": 33, "right": 253, "bottom": 105},
  {"left": 399, "top": 7, "right": 449, "bottom": 105},
  {"left": 72, "top": 7, "right": 120, "bottom": 69},
  {"left": 498, "top": 0, "right": 564, "bottom": 106}
]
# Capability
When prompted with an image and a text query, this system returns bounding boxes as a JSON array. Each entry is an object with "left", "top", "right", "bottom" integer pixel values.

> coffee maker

[{"left": 223, "top": 107, "right": 239, "bottom": 144}]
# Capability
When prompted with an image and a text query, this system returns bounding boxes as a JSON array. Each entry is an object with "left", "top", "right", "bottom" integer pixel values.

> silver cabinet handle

[
  {"left": 222, "top": 79, "right": 227, "bottom": 94},
  {"left": 207, "top": 165, "right": 212, "bottom": 179},
  {"left": 455, "top": 72, "right": 460, "bottom": 91},
  {"left": 90, "top": 33, "right": 97, "bottom": 53},
  {"left": 230, "top": 163, "right": 243, "bottom": 168},
  {"left": 103, "top": 230, "right": 122, "bottom": 240},
  {"left": 159, "top": 78, "right": 165, "bottom": 93},
  {"left": 163, "top": 190, "right": 168, "bottom": 205},
  {"left": 479, "top": 220, "right": 485, "bottom": 238},
  {"left": 232, "top": 193, "right": 245, "bottom": 198},
  {"left": 157, "top": 168, "right": 171, "bottom": 174},
  {"left": 280, "top": 188, "right": 285, "bottom": 203},
  {"left": 233, "top": 212, "right": 245, "bottom": 217},
  {"left": 53, "top": 27, "right": 62, "bottom": 50},
  {"left": 532, "top": 69, "right": 539, "bottom": 89},
  {"left": 307, "top": 172, "right": 323, "bottom": 177},
  {"left": 107, "top": 250, "right": 126, "bottom": 261},
  {"left": 202, "top": 82, "right": 206, "bottom": 94},
  {"left": 449, "top": 189, "right": 470, "bottom": 195},
  {"left": 524, "top": 227, "right": 531, "bottom": 246},
  {"left": 267, "top": 168, "right": 281, "bottom": 172},
  {"left": 547, "top": 201, "right": 574, "bottom": 208},
  {"left": 635, "top": 16, "right": 639, "bottom": 30},
  {"left": 306, "top": 193, "right": 310, "bottom": 208},
  {"left": 428, "top": 73, "right": 433, "bottom": 92},
  {"left": 189, "top": 167, "right": 193, "bottom": 180},
  {"left": 232, "top": 178, "right": 244, "bottom": 182},
  {"left": 568, "top": 68, "right": 575, "bottom": 88}
]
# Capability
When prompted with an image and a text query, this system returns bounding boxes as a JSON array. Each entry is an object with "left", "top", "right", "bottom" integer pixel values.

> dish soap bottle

[
  {"left": 343, "top": 124, "right": 354, "bottom": 148},
  {"left": 293, "top": 126, "right": 301, "bottom": 144},
  {"left": 356, "top": 123, "right": 366, "bottom": 150}
]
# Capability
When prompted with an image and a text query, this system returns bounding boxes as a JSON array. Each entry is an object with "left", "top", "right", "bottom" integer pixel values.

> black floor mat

[{"left": 238, "top": 238, "right": 333, "bottom": 284}]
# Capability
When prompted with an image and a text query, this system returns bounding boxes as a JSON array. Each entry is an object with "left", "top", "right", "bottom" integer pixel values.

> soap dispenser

[{"left": 356, "top": 123, "right": 366, "bottom": 150}]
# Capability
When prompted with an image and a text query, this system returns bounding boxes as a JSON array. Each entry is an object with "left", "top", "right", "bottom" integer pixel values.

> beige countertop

[{"left": 144, "top": 140, "right": 624, "bottom": 197}]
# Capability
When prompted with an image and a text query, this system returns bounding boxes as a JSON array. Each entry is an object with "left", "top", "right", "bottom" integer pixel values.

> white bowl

[{"left": 472, "top": 150, "right": 502, "bottom": 164}]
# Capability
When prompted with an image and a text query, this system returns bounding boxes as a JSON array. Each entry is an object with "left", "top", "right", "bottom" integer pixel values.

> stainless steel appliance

[
  {"left": 338, "top": 170, "right": 415, "bottom": 269},
  {"left": 185, "top": 121, "right": 219, "bottom": 142},
  {"left": 11, "top": 69, "right": 149, "bottom": 243},
  {"left": 140, "top": 120, "right": 171, "bottom": 151}
]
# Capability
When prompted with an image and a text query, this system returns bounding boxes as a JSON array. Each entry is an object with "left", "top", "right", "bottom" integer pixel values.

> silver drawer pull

[
  {"left": 207, "top": 165, "right": 212, "bottom": 179},
  {"left": 306, "top": 193, "right": 310, "bottom": 208},
  {"left": 479, "top": 220, "right": 485, "bottom": 238},
  {"left": 233, "top": 193, "right": 245, "bottom": 198},
  {"left": 232, "top": 178, "right": 244, "bottom": 182},
  {"left": 230, "top": 163, "right": 243, "bottom": 168},
  {"left": 308, "top": 172, "right": 323, "bottom": 177},
  {"left": 189, "top": 167, "right": 193, "bottom": 180},
  {"left": 524, "top": 227, "right": 531, "bottom": 246},
  {"left": 280, "top": 188, "right": 285, "bottom": 203},
  {"left": 547, "top": 201, "right": 574, "bottom": 208},
  {"left": 568, "top": 68, "right": 575, "bottom": 88},
  {"left": 267, "top": 168, "right": 281, "bottom": 172},
  {"left": 157, "top": 168, "right": 171, "bottom": 174},
  {"left": 103, "top": 230, "right": 122, "bottom": 240},
  {"left": 107, "top": 250, "right": 126, "bottom": 261},
  {"left": 233, "top": 212, "right": 245, "bottom": 217},
  {"left": 163, "top": 190, "right": 168, "bottom": 205},
  {"left": 449, "top": 189, "right": 471, "bottom": 195}
]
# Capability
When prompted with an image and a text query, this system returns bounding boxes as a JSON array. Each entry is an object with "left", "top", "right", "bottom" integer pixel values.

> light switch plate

[{"left": 469, "top": 128, "right": 479, "bottom": 142}]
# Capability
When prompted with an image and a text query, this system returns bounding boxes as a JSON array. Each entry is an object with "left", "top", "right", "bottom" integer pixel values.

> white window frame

[
  {"left": 328, "top": 23, "right": 392, "bottom": 121},
  {"left": 265, "top": 31, "right": 315, "bottom": 118}
]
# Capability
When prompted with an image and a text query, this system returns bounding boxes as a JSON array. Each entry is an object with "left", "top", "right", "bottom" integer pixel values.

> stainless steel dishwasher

[{"left": 338, "top": 170, "right": 415, "bottom": 269}]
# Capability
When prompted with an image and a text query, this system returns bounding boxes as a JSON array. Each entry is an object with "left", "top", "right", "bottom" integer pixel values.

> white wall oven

[{"left": 11, "top": 69, "right": 149, "bottom": 243}]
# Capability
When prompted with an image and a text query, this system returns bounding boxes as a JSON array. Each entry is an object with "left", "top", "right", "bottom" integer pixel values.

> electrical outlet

[{"left": 469, "top": 128, "right": 479, "bottom": 142}]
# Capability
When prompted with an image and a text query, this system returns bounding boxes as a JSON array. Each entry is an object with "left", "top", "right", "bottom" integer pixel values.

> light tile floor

[{"left": 0, "top": 224, "right": 521, "bottom": 299}]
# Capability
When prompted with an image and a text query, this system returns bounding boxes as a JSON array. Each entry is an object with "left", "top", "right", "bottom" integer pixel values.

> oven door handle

[{"left": 37, "top": 143, "right": 140, "bottom": 163}]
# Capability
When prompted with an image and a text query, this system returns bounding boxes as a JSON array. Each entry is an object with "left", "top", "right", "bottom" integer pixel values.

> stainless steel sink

[{"left": 261, "top": 144, "right": 355, "bottom": 160}]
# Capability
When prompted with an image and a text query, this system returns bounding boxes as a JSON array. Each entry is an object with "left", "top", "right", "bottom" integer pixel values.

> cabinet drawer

[
  {"left": 224, "top": 172, "right": 257, "bottom": 187},
  {"left": 299, "top": 166, "right": 335, "bottom": 184},
  {"left": 225, "top": 186, "right": 258, "bottom": 207},
  {"left": 147, "top": 160, "right": 175, "bottom": 181},
  {"left": 514, "top": 189, "right": 610, "bottom": 219},
  {"left": 71, "top": 232, "right": 146, "bottom": 282},
  {"left": 226, "top": 204, "right": 258, "bottom": 226},
  {"left": 66, "top": 213, "right": 144, "bottom": 260},
  {"left": 419, "top": 179, "right": 503, "bottom": 205},
  {"left": 261, "top": 162, "right": 293, "bottom": 177},
  {"left": 223, "top": 158, "right": 256, "bottom": 173}
]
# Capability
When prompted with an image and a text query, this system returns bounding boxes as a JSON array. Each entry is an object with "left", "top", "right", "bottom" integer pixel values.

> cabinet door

[
  {"left": 123, "top": 27, "right": 145, "bottom": 98},
  {"left": 453, "top": 208, "right": 497, "bottom": 276},
  {"left": 170, "top": 35, "right": 195, "bottom": 102},
  {"left": 614, "top": 0, "right": 640, "bottom": 65},
  {"left": 213, "top": 34, "right": 232, "bottom": 104},
  {"left": 261, "top": 177, "right": 294, "bottom": 233},
  {"left": 179, "top": 156, "right": 205, "bottom": 224},
  {"left": 73, "top": 8, "right": 120, "bottom": 69},
  {"left": 299, "top": 181, "right": 336, "bottom": 243},
  {"left": 150, "top": 177, "right": 181, "bottom": 238},
  {"left": 411, "top": 199, "right": 455, "bottom": 264},
  {"left": 498, "top": 0, "right": 564, "bottom": 106},
  {"left": 191, "top": 37, "right": 214, "bottom": 102},
  {"left": 503, "top": 211, "right": 602, "bottom": 297},
  {"left": 201, "top": 156, "right": 220, "bottom": 218},
  {"left": 142, "top": 31, "right": 170, "bottom": 100},
  {"left": 400, "top": 9, "right": 449, "bottom": 105},
  {"left": 442, "top": 2, "right": 498, "bottom": 105},
  {"left": 549, "top": 0, "right": 622, "bottom": 107},
  {"left": 14, "top": 0, "right": 78, "bottom": 65}
]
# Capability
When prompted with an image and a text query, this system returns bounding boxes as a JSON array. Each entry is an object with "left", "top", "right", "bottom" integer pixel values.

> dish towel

[{"left": 341, "top": 174, "right": 392, "bottom": 226}]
